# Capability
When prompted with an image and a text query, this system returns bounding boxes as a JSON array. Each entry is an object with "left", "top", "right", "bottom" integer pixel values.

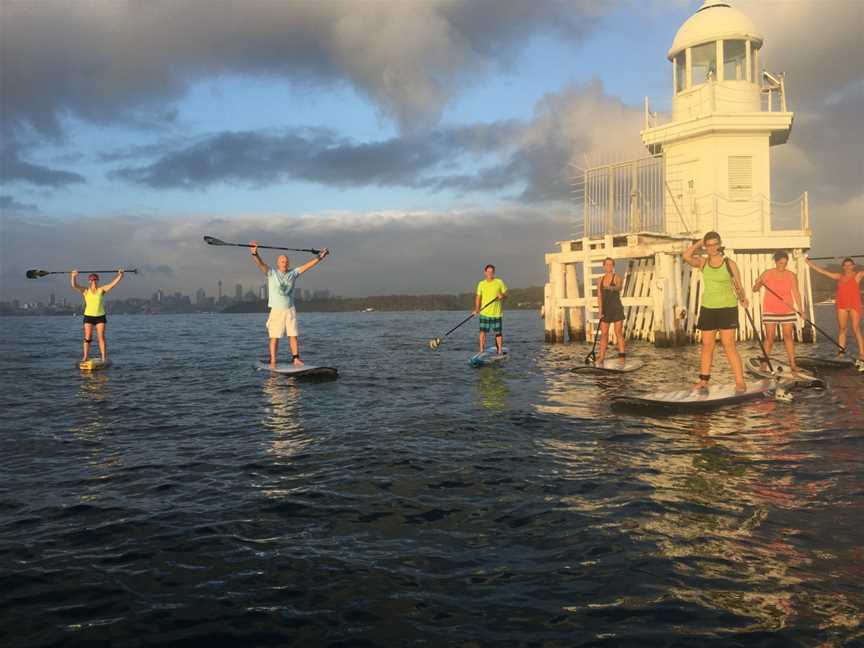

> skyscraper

[{"left": 217, "top": 280, "right": 222, "bottom": 302}]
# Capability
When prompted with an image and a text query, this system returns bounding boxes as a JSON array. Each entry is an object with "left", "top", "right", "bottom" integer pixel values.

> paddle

[
  {"left": 806, "top": 254, "right": 864, "bottom": 261},
  {"left": 585, "top": 316, "right": 604, "bottom": 365},
  {"left": 428, "top": 298, "right": 499, "bottom": 350},
  {"left": 758, "top": 283, "right": 846, "bottom": 354},
  {"left": 743, "top": 306, "right": 792, "bottom": 402},
  {"left": 26, "top": 268, "right": 138, "bottom": 279},
  {"left": 203, "top": 235, "right": 320, "bottom": 255}
]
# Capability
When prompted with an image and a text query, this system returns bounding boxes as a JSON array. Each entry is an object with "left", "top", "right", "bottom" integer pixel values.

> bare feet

[
  {"left": 293, "top": 357, "right": 305, "bottom": 366},
  {"left": 735, "top": 382, "right": 747, "bottom": 393},
  {"left": 693, "top": 379, "right": 709, "bottom": 391}
]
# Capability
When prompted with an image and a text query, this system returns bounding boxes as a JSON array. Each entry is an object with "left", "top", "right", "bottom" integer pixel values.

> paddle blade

[
  {"left": 25, "top": 269, "right": 46, "bottom": 279},
  {"left": 203, "top": 236, "right": 226, "bottom": 246},
  {"left": 428, "top": 338, "right": 441, "bottom": 350}
]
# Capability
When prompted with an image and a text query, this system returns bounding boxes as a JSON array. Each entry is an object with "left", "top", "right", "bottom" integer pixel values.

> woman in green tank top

[{"left": 683, "top": 231, "right": 749, "bottom": 391}]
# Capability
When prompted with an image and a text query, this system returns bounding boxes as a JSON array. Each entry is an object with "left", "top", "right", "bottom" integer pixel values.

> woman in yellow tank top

[{"left": 70, "top": 269, "right": 125, "bottom": 363}]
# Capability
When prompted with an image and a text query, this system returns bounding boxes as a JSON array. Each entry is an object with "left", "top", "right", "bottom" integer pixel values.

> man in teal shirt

[
  {"left": 250, "top": 241, "right": 329, "bottom": 367},
  {"left": 474, "top": 264, "right": 508, "bottom": 354}
]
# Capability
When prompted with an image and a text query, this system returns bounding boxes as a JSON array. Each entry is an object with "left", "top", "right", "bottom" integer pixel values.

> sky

[{"left": 1, "top": 0, "right": 862, "bottom": 302}]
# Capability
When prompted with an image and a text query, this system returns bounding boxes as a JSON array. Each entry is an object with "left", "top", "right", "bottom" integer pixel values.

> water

[{"left": 1, "top": 309, "right": 862, "bottom": 647}]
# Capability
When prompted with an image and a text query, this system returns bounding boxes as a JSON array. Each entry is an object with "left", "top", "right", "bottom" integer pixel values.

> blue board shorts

[{"left": 479, "top": 316, "right": 502, "bottom": 334}]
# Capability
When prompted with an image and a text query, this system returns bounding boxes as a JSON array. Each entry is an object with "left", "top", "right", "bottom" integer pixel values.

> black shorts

[
  {"left": 697, "top": 306, "right": 738, "bottom": 331},
  {"left": 601, "top": 306, "right": 625, "bottom": 323},
  {"left": 83, "top": 315, "right": 107, "bottom": 325}
]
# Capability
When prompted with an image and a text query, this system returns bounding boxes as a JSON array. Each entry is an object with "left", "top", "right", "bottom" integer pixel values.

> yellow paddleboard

[{"left": 79, "top": 359, "right": 111, "bottom": 371}]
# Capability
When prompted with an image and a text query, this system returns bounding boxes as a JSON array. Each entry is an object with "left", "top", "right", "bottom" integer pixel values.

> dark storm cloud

[
  {"left": 110, "top": 122, "right": 523, "bottom": 191},
  {"left": 0, "top": 0, "right": 601, "bottom": 137}
]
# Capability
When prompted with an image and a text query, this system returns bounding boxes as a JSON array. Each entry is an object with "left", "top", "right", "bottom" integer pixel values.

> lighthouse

[
  {"left": 543, "top": 0, "right": 814, "bottom": 345},
  {"left": 642, "top": 0, "right": 795, "bottom": 238}
]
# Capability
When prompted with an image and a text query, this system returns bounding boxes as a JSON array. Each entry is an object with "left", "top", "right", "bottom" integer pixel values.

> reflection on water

[
  {"left": 475, "top": 367, "right": 510, "bottom": 411},
  {"left": 260, "top": 375, "right": 309, "bottom": 462}
]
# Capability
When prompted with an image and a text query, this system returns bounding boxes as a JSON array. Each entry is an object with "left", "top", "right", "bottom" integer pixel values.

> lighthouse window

[
  {"left": 675, "top": 53, "right": 686, "bottom": 93},
  {"left": 728, "top": 156, "right": 753, "bottom": 201},
  {"left": 724, "top": 40, "right": 746, "bottom": 81},
  {"left": 691, "top": 42, "right": 717, "bottom": 85}
]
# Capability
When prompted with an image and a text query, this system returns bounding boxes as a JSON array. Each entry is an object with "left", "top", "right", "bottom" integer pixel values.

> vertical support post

[
  {"left": 672, "top": 253, "right": 685, "bottom": 346},
  {"left": 565, "top": 260, "right": 583, "bottom": 341},
  {"left": 544, "top": 259, "right": 556, "bottom": 343},
  {"left": 553, "top": 261, "right": 566, "bottom": 343}
]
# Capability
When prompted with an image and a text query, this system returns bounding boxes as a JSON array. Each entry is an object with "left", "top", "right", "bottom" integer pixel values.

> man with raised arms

[{"left": 249, "top": 241, "right": 329, "bottom": 368}]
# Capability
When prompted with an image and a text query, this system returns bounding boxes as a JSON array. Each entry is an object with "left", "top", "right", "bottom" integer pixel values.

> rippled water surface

[{"left": 2, "top": 310, "right": 863, "bottom": 647}]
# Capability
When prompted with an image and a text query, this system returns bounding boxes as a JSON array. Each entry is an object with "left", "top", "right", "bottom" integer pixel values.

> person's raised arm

[
  {"left": 683, "top": 240, "right": 705, "bottom": 269},
  {"left": 804, "top": 257, "right": 841, "bottom": 280},
  {"left": 102, "top": 269, "right": 125, "bottom": 293},
  {"left": 250, "top": 241, "right": 269, "bottom": 275},
  {"left": 70, "top": 270, "right": 84, "bottom": 294},
  {"left": 296, "top": 248, "right": 329, "bottom": 275},
  {"left": 727, "top": 259, "right": 749, "bottom": 308}
]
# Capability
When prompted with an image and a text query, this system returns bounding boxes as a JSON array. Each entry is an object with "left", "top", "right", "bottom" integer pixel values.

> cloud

[
  {"left": 734, "top": 1, "right": 864, "bottom": 204},
  {"left": 0, "top": 138, "right": 86, "bottom": 187},
  {"left": 110, "top": 123, "right": 522, "bottom": 191},
  {"left": 109, "top": 80, "right": 645, "bottom": 203},
  {"left": 0, "top": 208, "right": 573, "bottom": 302},
  {"left": 0, "top": 195, "right": 40, "bottom": 213},
  {"left": 0, "top": 0, "right": 601, "bottom": 137}
]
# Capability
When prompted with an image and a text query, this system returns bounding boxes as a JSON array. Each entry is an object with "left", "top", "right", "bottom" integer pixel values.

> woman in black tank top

[{"left": 596, "top": 257, "right": 626, "bottom": 364}]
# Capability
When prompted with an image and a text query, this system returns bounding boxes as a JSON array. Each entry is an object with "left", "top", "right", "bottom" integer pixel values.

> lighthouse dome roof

[{"left": 668, "top": 1, "right": 762, "bottom": 60}]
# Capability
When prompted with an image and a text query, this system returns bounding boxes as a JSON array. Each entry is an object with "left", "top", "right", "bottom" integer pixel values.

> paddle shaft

[
  {"left": 204, "top": 237, "right": 319, "bottom": 255},
  {"left": 29, "top": 269, "right": 137, "bottom": 277},
  {"left": 759, "top": 283, "right": 846, "bottom": 352},
  {"left": 585, "top": 316, "right": 604, "bottom": 363},
  {"left": 440, "top": 298, "right": 500, "bottom": 339},
  {"left": 744, "top": 307, "right": 776, "bottom": 375}
]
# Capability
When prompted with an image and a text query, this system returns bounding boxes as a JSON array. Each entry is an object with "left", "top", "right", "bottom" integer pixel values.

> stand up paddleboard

[
  {"left": 796, "top": 355, "right": 862, "bottom": 372},
  {"left": 746, "top": 356, "right": 825, "bottom": 388},
  {"left": 256, "top": 360, "right": 338, "bottom": 378},
  {"left": 572, "top": 356, "right": 645, "bottom": 373},
  {"left": 611, "top": 380, "right": 775, "bottom": 412},
  {"left": 469, "top": 347, "right": 509, "bottom": 368},
  {"left": 78, "top": 359, "right": 111, "bottom": 371}
]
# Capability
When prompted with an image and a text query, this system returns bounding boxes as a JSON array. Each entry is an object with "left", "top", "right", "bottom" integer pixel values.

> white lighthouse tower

[
  {"left": 543, "top": 1, "right": 814, "bottom": 345},
  {"left": 642, "top": 0, "right": 797, "bottom": 240}
]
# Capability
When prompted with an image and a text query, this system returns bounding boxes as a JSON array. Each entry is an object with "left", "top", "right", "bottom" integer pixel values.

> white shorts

[{"left": 266, "top": 308, "right": 298, "bottom": 338}]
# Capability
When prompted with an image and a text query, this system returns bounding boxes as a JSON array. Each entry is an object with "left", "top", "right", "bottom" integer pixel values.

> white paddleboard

[
  {"left": 256, "top": 360, "right": 338, "bottom": 378},
  {"left": 612, "top": 379, "right": 775, "bottom": 412},
  {"left": 78, "top": 359, "right": 111, "bottom": 371},
  {"left": 746, "top": 356, "right": 824, "bottom": 388},
  {"left": 572, "top": 356, "right": 645, "bottom": 373},
  {"left": 469, "top": 346, "right": 510, "bottom": 368}
]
